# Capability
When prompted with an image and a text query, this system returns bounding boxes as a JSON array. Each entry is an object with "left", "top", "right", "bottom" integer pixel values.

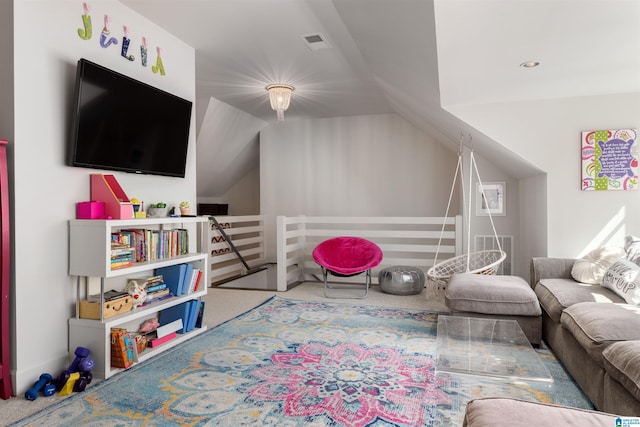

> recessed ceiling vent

[{"left": 301, "top": 33, "right": 332, "bottom": 51}]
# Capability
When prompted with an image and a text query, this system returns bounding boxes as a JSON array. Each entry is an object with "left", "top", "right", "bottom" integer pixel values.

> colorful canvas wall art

[{"left": 581, "top": 129, "right": 638, "bottom": 191}]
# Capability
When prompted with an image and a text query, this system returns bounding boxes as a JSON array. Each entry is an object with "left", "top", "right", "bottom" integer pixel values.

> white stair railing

[{"left": 275, "top": 215, "right": 462, "bottom": 292}]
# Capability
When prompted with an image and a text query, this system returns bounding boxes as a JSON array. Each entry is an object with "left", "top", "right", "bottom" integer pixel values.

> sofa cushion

[
  {"left": 603, "top": 340, "right": 640, "bottom": 402},
  {"left": 571, "top": 246, "right": 625, "bottom": 285},
  {"left": 462, "top": 397, "right": 618, "bottom": 427},
  {"left": 535, "top": 278, "right": 624, "bottom": 323},
  {"left": 625, "top": 235, "right": 640, "bottom": 265},
  {"left": 445, "top": 274, "right": 541, "bottom": 316},
  {"left": 602, "top": 259, "right": 640, "bottom": 305},
  {"left": 561, "top": 302, "right": 640, "bottom": 366}
]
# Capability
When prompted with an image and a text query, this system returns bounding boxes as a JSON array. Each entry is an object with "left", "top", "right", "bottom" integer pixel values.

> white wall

[
  {"left": 221, "top": 167, "right": 261, "bottom": 215},
  {"left": 448, "top": 92, "right": 640, "bottom": 257},
  {"left": 518, "top": 173, "right": 547, "bottom": 278},
  {"left": 11, "top": 0, "right": 196, "bottom": 393},
  {"left": 461, "top": 147, "right": 523, "bottom": 275},
  {"left": 198, "top": 166, "right": 261, "bottom": 215},
  {"left": 260, "top": 113, "right": 465, "bottom": 260},
  {"left": 196, "top": 97, "right": 267, "bottom": 200}
]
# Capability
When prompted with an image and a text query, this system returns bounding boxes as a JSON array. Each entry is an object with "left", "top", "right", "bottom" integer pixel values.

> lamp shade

[{"left": 266, "top": 84, "right": 294, "bottom": 122}]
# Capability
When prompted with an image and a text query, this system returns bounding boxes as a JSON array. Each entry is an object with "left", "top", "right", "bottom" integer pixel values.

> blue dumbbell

[{"left": 25, "top": 373, "right": 54, "bottom": 401}]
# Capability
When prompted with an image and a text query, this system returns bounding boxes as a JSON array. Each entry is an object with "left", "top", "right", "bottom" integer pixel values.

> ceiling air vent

[{"left": 301, "top": 33, "right": 332, "bottom": 51}]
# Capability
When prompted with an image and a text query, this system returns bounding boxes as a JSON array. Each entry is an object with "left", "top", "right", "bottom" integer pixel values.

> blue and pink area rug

[{"left": 14, "top": 297, "right": 592, "bottom": 426}]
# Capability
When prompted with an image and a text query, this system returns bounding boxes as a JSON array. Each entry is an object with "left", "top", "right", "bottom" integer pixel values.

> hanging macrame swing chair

[{"left": 426, "top": 144, "right": 507, "bottom": 296}]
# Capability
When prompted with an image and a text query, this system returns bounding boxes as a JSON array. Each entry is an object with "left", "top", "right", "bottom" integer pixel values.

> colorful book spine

[
  {"left": 146, "top": 283, "right": 167, "bottom": 293},
  {"left": 147, "top": 331, "right": 177, "bottom": 348},
  {"left": 193, "top": 269, "right": 203, "bottom": 292}
]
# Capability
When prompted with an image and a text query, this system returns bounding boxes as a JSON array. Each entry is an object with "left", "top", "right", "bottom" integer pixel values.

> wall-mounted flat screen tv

[{"left": 68, "top": 58, "right": 192, "bottom": 178}]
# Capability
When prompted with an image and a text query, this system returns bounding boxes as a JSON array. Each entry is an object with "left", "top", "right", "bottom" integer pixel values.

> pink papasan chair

[{"left": 312, "top": 236, "right": 383, "bottom": 298}]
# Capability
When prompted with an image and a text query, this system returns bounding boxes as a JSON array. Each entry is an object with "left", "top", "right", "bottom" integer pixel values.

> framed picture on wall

[{"left": 476, "top": 182, "right": 505, "bottom": 216}]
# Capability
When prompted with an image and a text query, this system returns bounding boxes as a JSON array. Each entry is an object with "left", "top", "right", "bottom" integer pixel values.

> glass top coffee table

[{"left": 435, "top": 315, "right": 553, "bottom": 383}]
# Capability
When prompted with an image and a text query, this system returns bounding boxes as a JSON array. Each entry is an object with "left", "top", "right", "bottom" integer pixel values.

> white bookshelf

[{"left": 68, "top": 216, "right": 209, "bottom": 379}]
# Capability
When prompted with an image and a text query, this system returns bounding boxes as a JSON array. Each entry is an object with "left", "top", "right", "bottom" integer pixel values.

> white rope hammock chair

[{"left": 427, "top": 142, "right": 507, "bottom": 297}]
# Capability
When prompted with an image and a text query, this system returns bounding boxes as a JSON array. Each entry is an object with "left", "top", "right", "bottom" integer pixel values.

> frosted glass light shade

[{"left": 266, "top": 84, "right": 294, "bottom": 122}]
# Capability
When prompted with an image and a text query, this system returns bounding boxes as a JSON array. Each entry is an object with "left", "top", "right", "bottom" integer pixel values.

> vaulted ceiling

[{"left": 121, "top": 0, "right": 640, "bottom": 192}]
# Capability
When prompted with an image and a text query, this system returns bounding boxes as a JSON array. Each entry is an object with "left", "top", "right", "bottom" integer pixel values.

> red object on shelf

[
  {"left": 0, "top": 139, "right": 13, "bottom": 399},
  {"left": 90, "top": 174, "right": 134, "bottom": 219},
  {"left": 147, "top": 331, "right": 177, "bottom": 348},
  {"left": 76, "top": 201, "right": 106, "bottom": 219}
]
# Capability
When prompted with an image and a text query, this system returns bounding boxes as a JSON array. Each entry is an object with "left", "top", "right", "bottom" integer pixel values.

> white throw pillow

[
  {"left": 602, "top": 259, "right": 640, "bottom": 305},
  {"left": 571, "top": 246, "right": 626, "bottom": 285},
  {"left": 625, "top": 235, "right": 640, "bottom": 266}
]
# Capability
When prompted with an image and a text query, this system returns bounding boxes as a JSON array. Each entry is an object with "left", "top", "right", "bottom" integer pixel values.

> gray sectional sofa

[
  {"left": 463, "top": 397, "right": 619, "bottom": 426},
  {"left": 531, "top": 257, "right": 640, "bottom": 415}
]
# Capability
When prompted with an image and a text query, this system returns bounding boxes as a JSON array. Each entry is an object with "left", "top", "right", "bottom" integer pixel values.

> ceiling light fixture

[
  {"left": 520, "top": 61, "right": 540, "bottom": 68},
  {"left": 266, "top": 84, "right": 295, "bottom": 122}
]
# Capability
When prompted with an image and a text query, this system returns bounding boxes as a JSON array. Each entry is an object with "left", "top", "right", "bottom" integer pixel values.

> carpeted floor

[{"left": 11, "top": 295, "right": 592, "bottom": 427}]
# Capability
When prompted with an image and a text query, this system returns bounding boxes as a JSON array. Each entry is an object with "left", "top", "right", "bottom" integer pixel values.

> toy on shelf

[
  {"left": 125, "top": 280, "right": 147, "bottom": 308},
  {"left": 56, "top": 346, "right": 94, "bottom": 393},
  {"left": 130, "top": 197, "right": 146, "bottom": 218},
  {"left": 138, "top": 318, "right": 159, "bottom": 333},
  {"left": 24, "top": 373, "right": 56, "bottom": 401}
]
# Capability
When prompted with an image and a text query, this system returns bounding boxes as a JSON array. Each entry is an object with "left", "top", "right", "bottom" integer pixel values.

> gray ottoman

[
  {"left": 378, "top": 266, "right": 425, "bottom": 295},
  {"left": 445, "top": 273, "right": 542, "bottom": 345}
]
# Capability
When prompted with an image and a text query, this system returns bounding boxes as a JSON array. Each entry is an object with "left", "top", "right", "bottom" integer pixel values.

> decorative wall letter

[
  {"left": 121, "top": 26, "right": 135, "bottom": 61},
  {"left": 77, "top": 2, "right": 92, "bottom": 40},
  {"left": 75, "top": 2, "right": 166, "bottom": 76},
  {"left": 582, "top": 129, "right": 639, "bottom": 191},
  {"left": 140, "top": 37, "right": 148, "bottom": 67},
  {"left": 100, "top": 15, "right": 118, "bottom": 48},
  {"left": 152, "top": 47, "right": 166, "bottom": 76}
]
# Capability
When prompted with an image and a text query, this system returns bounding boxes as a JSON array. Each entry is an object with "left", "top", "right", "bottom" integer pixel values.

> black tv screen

[{"left": 69, "top": 58, "right": 192, "bottom": 178}]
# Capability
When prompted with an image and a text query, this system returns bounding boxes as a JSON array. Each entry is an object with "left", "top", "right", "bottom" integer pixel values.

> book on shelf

[
  {"left": 143, "top": 288, "right": 171, "bottom": 303},
  {"left": 186, "top": 300, "right": 200, "bottom": 332},
  {"left": 109, "top": 239, "right": 135, "bottom": 269},
  {"left": 156, "top": 318, "right": 183, "bottom": 338},
  {"left": 111, "top": 248, "right": 135, "bottom": 256},
  {"left": 180, "top": 264, "right": 193, "bottom": 295},
  {"left": 128, "top": 332, "right": 147, "bottom": 357},
  {"left": 146, "top": 282, "right": 167, "bottom": 293},
  {"left": 193, "top": 269, "right": 203, "bottom": 292},
  {"left": 119, "top": 228, "right": 189, "bottom": 263},
  {"left": 111, "top": 233, "right": 131, "bottom": 247},
  {"left": 147, "top": 331, "right": 177, "bottom": 348},
  {"left": 110, "top": 328, "right": 134, "bottom": 369},
  {"left": 155, "top": 264, "right": 190, "bottom": 296},
  {"left": 110, "top": 261, "right": 134, "bottom": 270},
  {"left": 159, "top": 302, "right": 190, "bottom": 333},
  {"left": 145, "top": 275, "right": 165, "bottom": 284},
  {"left": 88, "top": 289, "right": 128, "bottom": 303},
  {"left": 195, "top": 301, "right": 205, "bottom": 329},
  {"left": 131, "top": 274, "right": 163, "bottom": 286},
  {"left": 185, "top": 268, "right": 201, "bottom": 294},
  {"left": 126, "top": 331, "right": 140, "bottom": 363}
]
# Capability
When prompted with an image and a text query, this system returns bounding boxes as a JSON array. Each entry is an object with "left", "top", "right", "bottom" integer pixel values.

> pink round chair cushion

[{"left": 312, "top": 236, "right": 383, "bottom": 276}]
